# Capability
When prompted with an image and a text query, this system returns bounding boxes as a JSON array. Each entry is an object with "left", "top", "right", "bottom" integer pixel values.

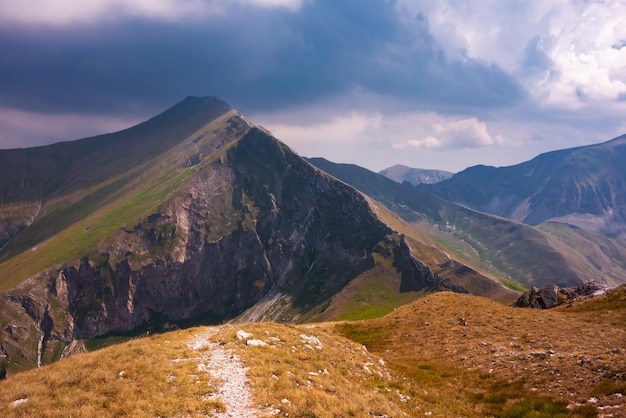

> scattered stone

[
  {"left": 9, "top": 398, "right": 28, "bottom": 408},
  {"left": 281, "top": 398, "right": 290, "bottom": 405},
  {"left": 236, "top": 330, "right": 253, "bottom": 340},
  {"left": 363, "top": 363, "right": 375, "bottom": 374},
  {"left": 300, "top": 334, "right": 322, "bottom": 349},
  {"left": 246, "top": 339, "right": 267, "bottom": 347},
  {"left": 117, "top": 371, "right": 125, "bottom": 378},
  {"left": 272, "top": 374, "right": 279, "bottom": 380},
  {"left": 396, "top": 390, "right": 410, "bottom": 402}
]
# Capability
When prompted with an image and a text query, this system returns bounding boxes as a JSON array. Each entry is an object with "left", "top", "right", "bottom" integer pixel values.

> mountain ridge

[
  {"left": 419, "top": 134, "right": 626, "bottom": 237},
  {"left": 0, "top": 96, "right": 468, "bottom": 372},
  {"left": 307, "top": 157, "right": 626, "bottom": 288}
]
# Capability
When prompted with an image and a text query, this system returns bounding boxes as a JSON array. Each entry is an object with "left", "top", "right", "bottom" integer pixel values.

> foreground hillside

[{"left": 1, "top": 288, "right": 624, "bottom": 417}]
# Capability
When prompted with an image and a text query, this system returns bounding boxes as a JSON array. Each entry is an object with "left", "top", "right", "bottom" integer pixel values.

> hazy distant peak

[{"left": 379, "top": 164, "right": 454, "bottom": 185}]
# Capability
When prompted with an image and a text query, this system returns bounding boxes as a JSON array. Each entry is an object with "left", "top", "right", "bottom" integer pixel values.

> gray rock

[{"left": 512, "top": 281, "right": 607, "bottom": 309}]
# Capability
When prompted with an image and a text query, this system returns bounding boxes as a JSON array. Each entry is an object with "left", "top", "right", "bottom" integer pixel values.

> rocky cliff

[{"left": 0, "top": 98, "right": 453, "bottom": 373}]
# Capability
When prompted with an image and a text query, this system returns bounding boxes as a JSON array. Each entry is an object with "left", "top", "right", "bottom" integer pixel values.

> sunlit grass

[{"left": 3, "top": 289, "right": 625, "bottom": 417}]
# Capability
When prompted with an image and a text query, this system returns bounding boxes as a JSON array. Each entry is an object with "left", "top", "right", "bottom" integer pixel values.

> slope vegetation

[
  {"left": 2, "top": 287, "right": 624, "bottom": 417},
  {"left": 308, "top": 158, "right": 616, "bottom": 289}
]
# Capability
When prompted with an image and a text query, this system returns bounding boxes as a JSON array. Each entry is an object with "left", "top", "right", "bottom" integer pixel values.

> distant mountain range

[
  {"left": 379, "top": 164, "right": 453, "bottom": 185},
  {"left": 308, "top": 157, "right": 626, "bottom": 289},
  {"left": 419, "top": 135, "right": 626, "bottom": 238}
]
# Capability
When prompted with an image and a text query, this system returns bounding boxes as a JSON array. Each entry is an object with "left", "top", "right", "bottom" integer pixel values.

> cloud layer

[{"left": 0, "top": 0, "right": 624, "bottom": 171}]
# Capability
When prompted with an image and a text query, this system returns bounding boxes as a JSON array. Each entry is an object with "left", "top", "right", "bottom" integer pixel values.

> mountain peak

[
  {"left": 180, "top": 95, "right": 230, "bottom": 107},
  {"left": 379, "top": 164, "right": 453, "bottom": 186}
]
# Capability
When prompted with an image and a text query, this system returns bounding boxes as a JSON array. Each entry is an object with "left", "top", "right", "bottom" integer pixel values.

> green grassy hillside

[
  {"left": 0, "top": 98, "right": 236, "bottom": 291},
  {"left": 308, "top": 158, "right": 619, "bottom": 289}
]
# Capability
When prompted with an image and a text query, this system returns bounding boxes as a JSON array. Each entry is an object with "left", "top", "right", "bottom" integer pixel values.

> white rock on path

[{"left": 236, "top": 330, "right": 253, "bottom": 341}]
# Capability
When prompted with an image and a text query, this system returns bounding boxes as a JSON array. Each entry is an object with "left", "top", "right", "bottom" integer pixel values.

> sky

[{"left": 1, "top": 0, "right": 625, "bottom": 173}]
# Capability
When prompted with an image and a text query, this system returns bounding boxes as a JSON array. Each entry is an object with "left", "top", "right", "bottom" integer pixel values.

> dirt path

[{"left": 187, "top": 329, "right": 267, "bottom": 417}]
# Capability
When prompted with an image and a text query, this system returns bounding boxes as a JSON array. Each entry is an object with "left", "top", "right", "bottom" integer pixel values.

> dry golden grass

[
  {"left": 0, "top": 323, "right": 415, "bottom": 417},
  {"left": 333, "top": 288, "right": 626, "bottom": 417},
  {"left": 0, "top": 328, "right": 226, "bottom": 417},
  {"left": 1, "top": 288, "right": 624, "bottom": 417}
]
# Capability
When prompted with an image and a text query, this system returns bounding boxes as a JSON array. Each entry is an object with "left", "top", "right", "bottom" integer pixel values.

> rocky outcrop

[
  {"left": 511, "top": 281, "right": 607, "bottom": 309},
  {"left": 390, "top": 235, "right": 468, "bottom": 294}
]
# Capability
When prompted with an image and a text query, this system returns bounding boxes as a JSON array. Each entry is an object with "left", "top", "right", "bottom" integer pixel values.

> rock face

[
  {"left": 0, "top": 97, "right": 453, "bottom": 372},
  {"left": 511, "top": 281, "right": 607, "bottom": 309}
]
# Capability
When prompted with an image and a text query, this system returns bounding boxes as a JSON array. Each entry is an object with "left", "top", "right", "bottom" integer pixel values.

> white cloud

[
  {"left": 396, "top": 0, "right": 626, "bottom": 110},
  {"left": 0, "top": 0, "right": 304, "bottom": 26},
  {"left": 263, "top": 112, "right": 382, "bottom": 144},
  {"left": 538, "top": 1, "right": 626, "bottom": 107},
  {"left": 394, "top": 136, "right": 441, "bottom": 149},
  {"left": 392, "top": 116, "right": 495, "bottom": 150},
  {"left": 236, "top": 0, "right": 305, "bottom": 10}
]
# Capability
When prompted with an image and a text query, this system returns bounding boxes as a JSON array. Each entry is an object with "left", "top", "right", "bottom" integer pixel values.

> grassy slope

[
  {"left": 304, "top": 196, "right": 519, "bottom": 324},
  {"left": 3, "top": 288, "right": 624, "bottom": 417},
  {"left": 334, "top": 287, "right": 626, "bottom": 417},
  {"left": 308, "top": 158, "right": 617, "bottom": 289},
  {"left": 0, "top": 106, "right": 244, "bottom": 292},
  {"left": 538, "top": 222, "right": 626, "bottom": 287}
]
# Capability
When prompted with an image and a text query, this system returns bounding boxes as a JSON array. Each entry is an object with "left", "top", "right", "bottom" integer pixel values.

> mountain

[
  {"left": 379, "top": 164, "right": 453, "bottom": 185},
  {"left": 0, "top": 96, "right": 470, "bottom": 373},
  {"left": 308, "top": 158, "right": 626, "bottom": 289},
  {"left": 419, "top": 134, "right": 626, "bottom": 238},
  {"left": 1, "top": 287, "right": 624, "bottom": 416}
]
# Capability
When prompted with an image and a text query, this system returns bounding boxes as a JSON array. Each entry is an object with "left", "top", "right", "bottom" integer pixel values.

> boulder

[{"left": 512, "top": 281, "right": 607, "bottom": 309}]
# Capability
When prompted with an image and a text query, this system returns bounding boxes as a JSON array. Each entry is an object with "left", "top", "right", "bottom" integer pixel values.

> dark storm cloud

[{"left": 0, "top": 0, "right": 523, "bottom": 117}]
